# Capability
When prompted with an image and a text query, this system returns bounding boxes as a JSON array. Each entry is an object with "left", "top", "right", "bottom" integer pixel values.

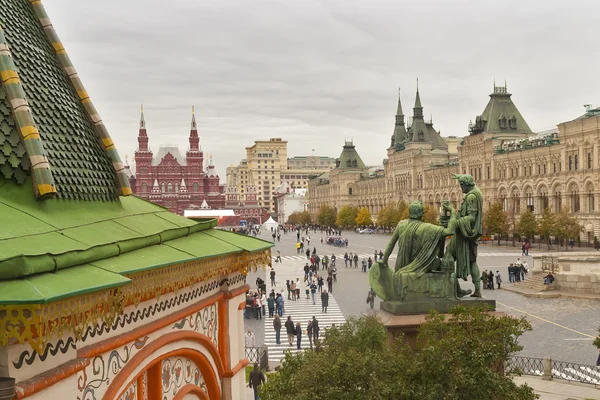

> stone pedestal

[
  {"left": 381, "top": 298, "right": 495, "bottom": 315},
  {"left": 378, "top": 299, "right": 503, "bottom": 349}
]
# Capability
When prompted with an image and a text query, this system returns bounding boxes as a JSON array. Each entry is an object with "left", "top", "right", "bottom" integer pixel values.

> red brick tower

[
  {"left": 134, "top": 105, "right": 154, "bottom": 195},
  {"left": 186, "top": 106, "right": 205, "bottom": 206}
]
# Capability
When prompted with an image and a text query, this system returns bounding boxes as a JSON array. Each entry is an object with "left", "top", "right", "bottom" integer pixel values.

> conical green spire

[
  {"left": 414, "top": 88, "right": 422, "bottom": 110},
  {"left": 396, "top": 88, "right": 404, "bottom": 116}
]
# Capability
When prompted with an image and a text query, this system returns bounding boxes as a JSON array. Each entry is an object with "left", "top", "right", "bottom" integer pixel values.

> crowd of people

[{"left": 509, "top": 258, "right": 529, "bottom": 283}]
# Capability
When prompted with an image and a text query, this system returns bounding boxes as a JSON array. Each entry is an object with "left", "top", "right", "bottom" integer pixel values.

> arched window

[
  {"left": 588, "top": 189, "right": 595, "bottom": 212},
  {"left": 141, "top": 182, "right": 147, "bottom": 193},
  {"left": 161, "top": 183, "right": 165, "bottom": 193},
  {"left": 569, "top": 156, "right": 572, "bottom": 171},
  {"left": 575, "top": 155, "right": 579, "bottom": 170},
  {"left": 167, "top": 183, "right": 173, "bottom": 193},
  {"left": 193, "top": 182, "right": 199, "bottom": 193}
]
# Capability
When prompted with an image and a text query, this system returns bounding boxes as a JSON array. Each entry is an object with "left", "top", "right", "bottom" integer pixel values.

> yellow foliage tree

[{"left": 355, "top": 207, "right": 373, "bottom": 226}]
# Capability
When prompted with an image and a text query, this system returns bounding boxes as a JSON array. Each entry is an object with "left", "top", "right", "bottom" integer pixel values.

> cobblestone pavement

[{"left": 245, "top": 230, "right": 600, "bottom": 366}]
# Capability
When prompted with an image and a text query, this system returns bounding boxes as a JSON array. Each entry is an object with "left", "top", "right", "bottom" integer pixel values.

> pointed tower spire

[
  {"left": 140, "top": 104, "right": 146, "bottom": 130},
  {"left": 137, "top": 104, "right": 149, "bottom": 151},
  {"left": 396, "top": 87, "right": 404, "bottom": 116},
  {"left": 391, "top": 88, "right": 407, "bottom": 149},
  {"left": 414, "top": 88, "right": 423, "bottom": 110},
  {"left": 189, "top": 106, "right": 200, "bottom": 151},
  {"left": 191, "top": 105, "right": 197, "bottom": 130}
]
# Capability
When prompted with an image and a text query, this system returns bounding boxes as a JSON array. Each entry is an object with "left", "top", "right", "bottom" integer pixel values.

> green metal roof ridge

[
  {"left": 0, "top": 219, "right": 217, "bottom": 279},
  {"left": 203, "top": 229, "right": 275, "bottom": 251},
  {"left": 0, "top": 264, "right": 131, "bottom": 305}
]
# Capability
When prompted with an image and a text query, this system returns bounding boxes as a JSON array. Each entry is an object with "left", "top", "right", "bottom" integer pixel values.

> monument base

[
  {"left": 378, "top": 304, "right": 505, "bottom": 349},
  {"left": 381, "top": 298, "right": 496, "bottom": 315}
]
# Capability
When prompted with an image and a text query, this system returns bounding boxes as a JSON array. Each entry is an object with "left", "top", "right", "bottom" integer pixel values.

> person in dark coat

[
  {"left": 321, "top": 290, "right": 329, "bottom": 313},
  {"left": 249, "top": 363, "right": 265, "bottom": 400},
  {"left": 317, "top": 276, "right": 324, "bottom": 292},
  {"left": 312, "top": 316, "right": 320, "bottom": 343},
  {"left": 273, "top": 315, "right": 281, "bottom": 344},
  {"left": 285, "top": 316, "right": 295, "bottom": 347},
  {"left": 267, "top": 293, "right": 275, "bottom": 317},
  {"left": 307, "top": 320, "right": 313, "bottom": 349},
  {"left": 296, "top": 322, "right": 302, "bottom": 349},
  {"left": 327, "top": 276, "right": 333, "bottom": 293},
  {"left": 488, "top": 270, "right": 494, "bottom": 290}
]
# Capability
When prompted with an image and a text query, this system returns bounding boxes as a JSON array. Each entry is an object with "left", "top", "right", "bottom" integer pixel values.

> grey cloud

[{"left": 44, "top": 0, "right": 600, "bottom": 178}]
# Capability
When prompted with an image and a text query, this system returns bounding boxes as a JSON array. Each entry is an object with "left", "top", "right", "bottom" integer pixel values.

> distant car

[{"left": 359, "top": 228, "right": 374, "bottom": 234}]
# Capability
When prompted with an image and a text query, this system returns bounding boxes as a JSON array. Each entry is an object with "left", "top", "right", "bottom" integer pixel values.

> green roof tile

[{"left": 0, "top": 0, "right": 120, "bottom": 200}]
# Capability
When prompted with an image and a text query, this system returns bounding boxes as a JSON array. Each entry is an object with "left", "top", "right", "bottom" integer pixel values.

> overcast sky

[{"left": 45, "top": 0, "right": 600, "bottom": 179}]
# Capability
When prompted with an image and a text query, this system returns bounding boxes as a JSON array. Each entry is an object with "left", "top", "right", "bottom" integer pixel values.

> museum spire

[{"left": 189, "top": 106, "right": 200, "bottom": 151}]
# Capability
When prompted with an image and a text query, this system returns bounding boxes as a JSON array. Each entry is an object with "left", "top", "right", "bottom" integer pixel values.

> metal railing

[
  {"left": 245, "top": 346, "right": 269, "bottom": 370},
  {"left": 507, "top": 356, "right": 600, "bottom": 386}
]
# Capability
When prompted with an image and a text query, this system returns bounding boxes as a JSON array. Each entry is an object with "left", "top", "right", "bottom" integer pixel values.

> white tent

[{"left": 263, "top": 216, "right": 278, "bottom": 231}]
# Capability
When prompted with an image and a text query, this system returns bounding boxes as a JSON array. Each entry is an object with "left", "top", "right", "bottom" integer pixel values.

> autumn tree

[
  {"left": 299, "top": 211, "right": 311, "bottom": 225},
  {"left": 376, "top": 203, "right": 391, "bottom": 228},
  {"left": 261, "top": 308, "right": 535, "bottom": 400},
  {"left": 554, "top": 206, "right": 584, "bottom": 250},
  {"left": 516, "top": 208, "right": 537, "bottom": 240},
  {"left": 485, "top": 202, "right": 509, "bottom": 244},
  {"left": 355, "top": 207, "right": 373, "bottom": 226},
  {"left": 422, "top": 205, "right": 439, "bottom": 225},
  {"left": 537, "top": 207, "right": 557, "bottom": 249},
  {"left": 316, "top": 204, "right": 336, "bottom": 227},
  {"left": 286, "top": 211, "right": 302, "bottom": 225},
  {"left": 336, "top": 205, "right": 358, "bottom": 227}
]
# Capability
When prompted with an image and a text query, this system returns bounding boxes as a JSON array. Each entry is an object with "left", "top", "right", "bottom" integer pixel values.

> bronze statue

[
  {"left": 443, "top": 173, "right": 484, "bottom": 297},
  {"left": 369, "top": 173, "right": 486, "bottom": 313},
  {"left": 370, "top": 201, "right": 456, "bottom": 302}
]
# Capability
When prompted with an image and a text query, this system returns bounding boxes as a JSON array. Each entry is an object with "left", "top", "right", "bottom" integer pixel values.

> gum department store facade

[{"left": 308, "top": 84, "right": 600, "bottom": 243}]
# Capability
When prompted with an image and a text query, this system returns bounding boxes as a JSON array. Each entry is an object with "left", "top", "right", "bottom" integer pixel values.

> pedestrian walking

[
  {"left": 254, "top": 294, "right": 262, "bottom": 319},
  {"left": 353, "top": 254, "right": 359, "bottom": 268},
  {"left": 245, "top": 328, "right": 255, "bottom": 347},
  {"left": 366, "top": 287, "right": 376, "bottom": 309},
  {"left": 248, "top": 363, "right": 265, "bottom": 400},
  {"left": 290, "top": 280, "right": 297, "bottom": 301},
  {"left": 267, "top": 293, "right": 275, "bottom": 317},
  {"left": 296, "top": 322, "right": 302, "bottom": 349},
  {"left": 332, "top": 266, "right": 337, "bottom": 282},
  {"left": 307, "top": 320, "right": 313, "bottom": 349},
  {"left": 321, "top": 289, "right": 329, "bottom": 313},
  {"left": 317, "top": 276, "right": 324, "bottom": 292},
  {"left": 361, "top": 258, "right": 367, "bottom": 272},
  {"left": 481, "top": 270, "right": 488, "bottom": 289},
  {"left": 275, "top": 293, "right": 283, "bottom": 316},
  {"left": 261, "top": 292, "right": 267, "bottom": 315},
  {"left": 312, "top": 316, "right": 320, "bottom": 343},
  {"left": 344, "top": 252, "right": 348, "bottom": 267},
  {"left": 310, "top": 282, "right": 317, "bottom": 305},
  {"left": 285, "top": 316, "right": 295, "bottom": 347},
  {"left": 488, "top": 270, "right": 494, "bottom": 290},
  {"left": 270, "top": 268, "right": 276, "bottom": 286},
  {"left": 495, "top": 270, "right": 502, "bottom": 289},
  {"left": 327, "top": 275, "right": 333, "bottom": 293},
  {"left": 273, "top": 315, "right": 281, "bottom": 344}
]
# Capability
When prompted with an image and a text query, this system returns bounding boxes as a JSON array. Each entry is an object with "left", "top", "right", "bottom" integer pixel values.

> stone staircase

[{"left": 511, "top": 271, "right": 556, "bottom": 292}]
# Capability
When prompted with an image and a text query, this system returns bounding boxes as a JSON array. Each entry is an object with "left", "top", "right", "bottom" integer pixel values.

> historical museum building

[
  {"left": 308, "top": 84, "right": 600, "bottom": 241},
  {"left": 226, "top": 138, "right": 336, "bottom": 213},
  {"left": 133, "top": 107, "right": 225, "bottom": 215},
  {"left": 0, "top": 2, "right": 271, "bottom": 400}
]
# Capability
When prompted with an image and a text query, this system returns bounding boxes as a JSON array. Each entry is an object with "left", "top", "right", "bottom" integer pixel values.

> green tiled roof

[
  {"left": 335, "top": 141, "right": 366, "bottom": 170},
  {"left": 469, "top": 85, "right": 532, "bottom": 135},
  {"left": 0, "top": 178, "right": 274, "bottom": 304},
  {"left": 0, "top": 0, "right": 130, "bottom": 201},
  {"left": 0, "top": 84, "right": 29, "bottom": 184}
]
